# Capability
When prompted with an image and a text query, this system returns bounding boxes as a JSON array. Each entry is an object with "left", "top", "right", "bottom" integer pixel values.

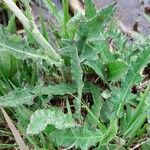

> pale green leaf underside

[{"left": 27, "top": 109, "right": 77, "bottom": 135}]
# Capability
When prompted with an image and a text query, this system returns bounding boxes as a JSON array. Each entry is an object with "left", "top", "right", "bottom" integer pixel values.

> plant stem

[{"left": 3, "top": 0, "right": 62, "bottom": 63}]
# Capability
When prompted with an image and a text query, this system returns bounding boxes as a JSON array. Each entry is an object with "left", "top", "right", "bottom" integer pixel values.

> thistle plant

[{"left": 0, "top": 0, "right": 150, "bottom": 150}]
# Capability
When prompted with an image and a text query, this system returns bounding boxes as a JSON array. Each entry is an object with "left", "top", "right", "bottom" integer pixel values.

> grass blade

[{"left": 0, "top": 107, "right": 29, "bottom": 150}]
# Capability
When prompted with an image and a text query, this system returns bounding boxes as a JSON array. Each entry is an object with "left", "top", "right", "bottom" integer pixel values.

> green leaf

[
  {"left": 107, "top": 61, "right": 128, "bottom": 81},
  {"left": 128, "top": 85, "right": 150, "bottom": 128},
  {"left": 86, "top": 84, "right": 103, "bottom": 127},
  {"left": 98, "top": 144, "right": 126, "bottom": 150},
  {"left": 77, "top": 3, "right": 116, "bottom": 41},
  {"left": 43, "top": 0, "right": 60, "bottom": 21},
  {"left": 116, "top": 47, "right": 150, "bottom": 117},
  {"left": 51, "top": 127, "right": 103, "bottom": 150},
  {"left": 123, "top": 113, "right": 147, "bottom": 138},
  {"left": 93, "top": 41, "right": 114, "bottom": 63},
  {"left": 80, "top": 44, "right": 99, "bottom": 62},
  {"left": 89, "top": 84, "right": 103, "bottom": 118},
  {"left": 0, "top": 88, "right": 34, "bottom": 107},
  {"left": 27, "top": 109, "right": 77, "bottom": 135},
  {"left": 0, "top": 27, "right": 61, "bottom": 66},
  {"left": 6, "top": 13, "right": 16, "bottom": 33},
  {"left": 0, "top": 83, "right": 76, "bottom": 107},
  {"left": 123, "top": 86, "right": 150, "bottom": 138},
  {"left": 100, "top": 119, "right": 118, "bottom": 145},
  {"left": 84, "top": 59, "right": 106, "bottom": 82},
  {"left": 33, "top": 83, "right": 76, "bottom": 96},
  {"left": 100, "top": 100, "right": 114, "bottom": 123},
  {"left": 0, "top": 51, "right": 18, "bottom": 79},
  {"left": 85, "top": 0, "right": 96, "bottom": 19},
  {"left": 83, "top": 102, "right": 107, "bottom": 132},
  {"left": 67, "top": 13, "right": 83, "bottom": 38},
  {"left": 70, "top": 47, "right": 84, "bottom": 119}
]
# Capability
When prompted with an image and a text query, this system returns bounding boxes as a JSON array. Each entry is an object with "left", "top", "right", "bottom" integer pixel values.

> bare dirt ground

[
  {"left": 31, "top": 0, "right": 150, "bottom": 36},
  {"left": 94, "top": 0, "right": 150, "bottom": 36}
]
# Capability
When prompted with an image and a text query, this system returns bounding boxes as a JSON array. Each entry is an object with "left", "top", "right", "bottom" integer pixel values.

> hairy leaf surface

[
  {"left": 77, "top": 3, "right": 116, "bottom": 41},
  {"left": 27, "top": 109, "right": 77, "bottom": 134},
  {"left": 51, "top": 127, "right": 103, "bottom": 150},
  {"left": 0, "top": 88, "right": 34, "bottom": 107},
  {"left": 70, "top": 47, "right": 84, "bottom": 119},
  {"left": 0, "top": 83, "right": 76, "bottom": 107},
  {"left": 100, "top": 119, "right": 118, "bottom": 145},
  {"left": 0, "top": 27, "right": 61, "bottom": 66},
  {"left": 33, "top": 83, "right": 76, "bottom": 96}
]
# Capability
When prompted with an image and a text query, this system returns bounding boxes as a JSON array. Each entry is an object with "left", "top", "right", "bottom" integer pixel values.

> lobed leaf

[
  {"left": 70, "top": 47, "right": 84, "bottom": 119},
  {"left": 0, "top": 83, "right": 76, "bottom": 107},
  {"left": 0, "top": 27, "right": 61, "bottom": 66},
  {"left": 93, "top": 41, "right": 114, "bottom": 63},
  {"left": 33, "top": 83, "right": 76, "bottom": 96},
  {"left": 51, "top": 127, "right": 103, "bottom": 150},
  {"left": 27, "top": 109, "right": 77, "bottom": 135},
  {"left": 84, "top": 59, "right": 106, "bottom": 82},
  {"left": 80, "top": 44, "right": 99, "bottom": 62},
  {"left": 77, "top": 3, "right": 116, "bottom": 41},
  {"left": 0, "top": 88, "right": 34, "bottom": 107}
]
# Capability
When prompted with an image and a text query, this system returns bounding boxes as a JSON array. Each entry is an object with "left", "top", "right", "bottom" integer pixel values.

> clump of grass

[{"left": 0, "top": 0, "right": 150, "bottom": 149}]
